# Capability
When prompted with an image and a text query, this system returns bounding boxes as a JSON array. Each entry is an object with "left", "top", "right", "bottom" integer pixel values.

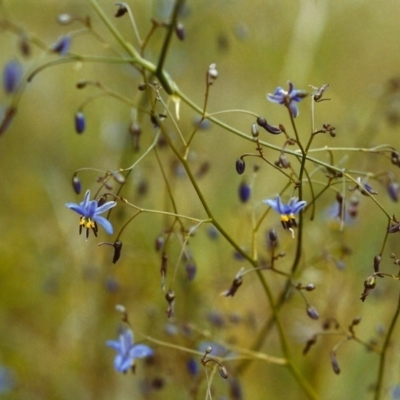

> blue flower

[
  {"left": 65, "top": 190, "right": 116, "bottom": 237},
  {"left": 267, "top": 82, "right": 307, "bottom": 118},
  {"left": 106, "top": 328, "right": 153, "bottom": 373},
  {"left": 263, "top": 195, "right": 306, "bottom": 230}
]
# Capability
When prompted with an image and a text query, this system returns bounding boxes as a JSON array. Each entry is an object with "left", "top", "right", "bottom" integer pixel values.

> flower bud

[
  {"left": 218, "top": 365, "right": 228, "bottom": 379},
  {"left": 72, "top": 175, "right": 81, "bottom": 194},
  {"left": 387, "top": 181, "right": 399, "bottom": 202},
  {"left": 51, "top": 35, "right": 71, "bottom": 55},
  {"left": 238, "top": 181, "right": 251, "bottom": 203},
  {"left": 185, "top": 262, "right": 196, "bottom": 281},
  {"left": 75, "top": 112, "right": 85, "bottom": 134},
  {"left": 306, "top": 305, "right": 319, "bottom": 320},
  {"left": 235, "top": 158, "right": 245, "bottom": 175},
  {"left": 115, "top": 3, "right": 128, "bottom": 17},
  {"left": 305, "top": 283, "right": 315, "bottom": 291},
  {"left": 207, "top": 63, "right": 218, "bottom": 84},
  {"left": 57, "top": 14, "right": 74, "bottom": 25},
  {"left": 3, "top": 60, "right": 22, "bottom": 94},
  {"left": 251, "top": 123, "right": 259, "bottom": 138},
  {"left": 330, "top": 351, "right": 340, "bottom": 374},
  {"left": 175, "top": 22, "right": 186, "bottom": 41},
  {"left": 155, "top": 235, "right": 165, "bottom": 252},
  {"left": 373, "top": 254, "right": 382, "bottom": 273}
]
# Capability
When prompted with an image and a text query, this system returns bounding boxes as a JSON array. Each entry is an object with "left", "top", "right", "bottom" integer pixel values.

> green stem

[{"left": 374, "top": 289, "right": 400, "bottom": 400}]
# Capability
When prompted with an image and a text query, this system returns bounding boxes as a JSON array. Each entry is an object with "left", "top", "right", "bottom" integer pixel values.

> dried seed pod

[
  {"left": 235, "top": 158, "right": 245, "bottom": 175},
  {"left": 112, "top": 241, "right": 123, "bottom": 264},
  {"left": 75, "top": 112, "right": 86, "bottom": 134}
]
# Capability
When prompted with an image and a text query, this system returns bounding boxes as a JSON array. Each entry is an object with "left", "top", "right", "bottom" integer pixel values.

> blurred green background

[{"left": 1, "top": 0, "right": 400, "bottom": 399}]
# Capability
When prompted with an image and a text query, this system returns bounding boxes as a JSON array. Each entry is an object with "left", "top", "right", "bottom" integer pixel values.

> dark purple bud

[
  {"left": 229, "top": 378, "right": 243, "bottom": 400},
  {"left": 115, "top": 3, "right": 128, "bottom": 17},
  {"left": 175, "top": 22, "right": 185, "bottom": 41},
  {"left": 155, "top": 235, "right": 165, "bottom": 252},
  {"left": 330, "top": 351, "right": 340, "bottom": 374},
  {"left": 3, "top": 60, "right": 23, "bottom": 94},
  {"left": 352, "top": 316, "right": 361, "bottom": 326},
  {"left": 235, "top": 158, "right": 245, "bottom": 175},
  {"left": 373, "top": 255, "right": 382, "bottom": 273},
  {"left": 185, "top": 262, "right": 196, "bottom": 281},
  {"left": 306, "top": 305, "right": 319, "bottom": 320},
  {"left": 51, "top": 35, "right": 71, "bottom": 55},
  {"left": 72, "top": 175, "right": 81, "bottom": 194},
  {"left": 305, "top": 283, "right": 315, "bottom": 291},
  {"left": 391, "top": 151, "right": 400, "bottom": 165},
  {"left": 187, "top": 358, "right": 199, "bottom": 376},
  {"left": 238, "top": 181, "right": 251, "bottom": 203},
  {"left": 218, "top": 365, "right": 228, "bottom": 379},
  {"left": 75, "top": 112, "right": 85, "bottom": 134},
  {"left": 112, "top": 241, "right": 123, "bottom": 264},
  {"left": 0, "top": 106, "right": 16, "bottom": 136},
  {"left": 76, "top": 80, "right": 88, "bottom": 89},
  {"left": 387, "top": 181, "right": 399, "bottom": 202},
  {"left": 268, "top": 229, "right": 278, "bottom": 248}
]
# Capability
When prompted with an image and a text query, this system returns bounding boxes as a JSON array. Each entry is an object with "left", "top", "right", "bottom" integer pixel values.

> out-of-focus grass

[{"left": 1, "top": 1, "right": 400, "bottom": 399}]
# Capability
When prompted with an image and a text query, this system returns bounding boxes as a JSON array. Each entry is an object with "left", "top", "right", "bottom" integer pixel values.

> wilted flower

[
  {"left": 65, "top": 190, "right": 116, "bottom": 237},
  {"left": 106, "top": 328, "right": 153, "bottom": 373},
  {"left": 263, "top": 195, "right": 307, "bottom": 231},
  {"left": 267, "top": 82, "right": 307, "bottom": 118},
  {"left": 3, "top": 60, "right": 23, "bottom": 94}
]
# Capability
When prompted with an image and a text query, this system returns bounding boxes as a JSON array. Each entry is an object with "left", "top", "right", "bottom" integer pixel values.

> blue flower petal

[
  {"left": 94, "top": 216, "right": 114, "bottom": 235},
  {"left": 129, "top": 344, "right": 153, "bottom": 359}
]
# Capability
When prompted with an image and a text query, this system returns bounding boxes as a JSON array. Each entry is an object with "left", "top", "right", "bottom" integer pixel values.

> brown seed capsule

[{"left": 373, "top": 255, "right": 382, "bottom": 273}]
